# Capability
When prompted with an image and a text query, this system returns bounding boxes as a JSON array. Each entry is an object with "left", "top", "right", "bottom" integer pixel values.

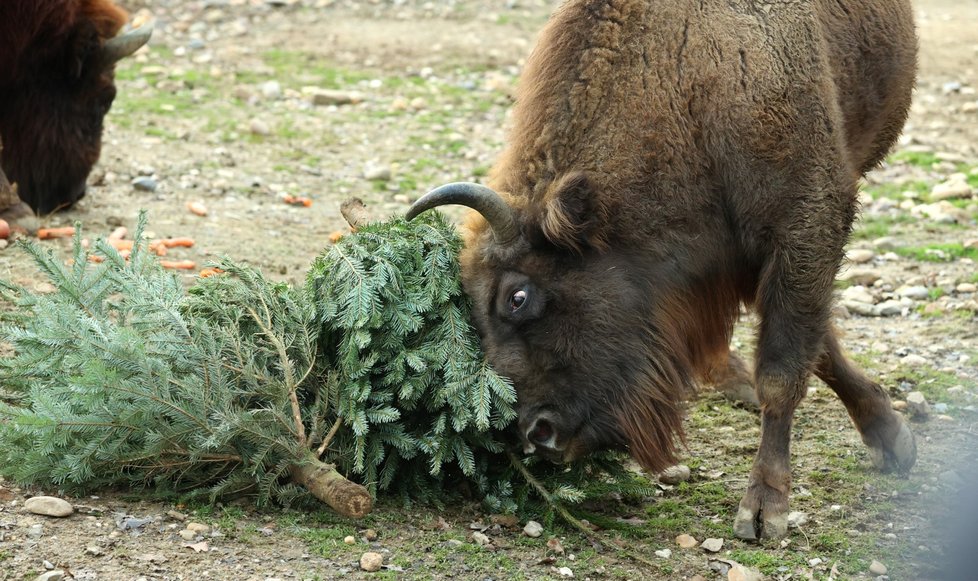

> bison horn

[
  {"left": 407, "top": 182, "right": 519, "bottom": 244},
  {"left": 102, "top": 22, "right": 154, "bottom": 64}
]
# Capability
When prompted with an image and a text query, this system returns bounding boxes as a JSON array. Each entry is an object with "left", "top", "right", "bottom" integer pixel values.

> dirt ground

[{"left": 1, "top": 0, "right": 977, "bottom": 579}]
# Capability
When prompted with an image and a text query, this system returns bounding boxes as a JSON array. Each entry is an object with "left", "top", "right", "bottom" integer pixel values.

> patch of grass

[
  {"left": 891, "top": 364, "right": 971, "bottom": 407},
  {"left": 261, "top": 50, "right": 374, "bottom": 89},
  {"left": 968, "top": 172, "right": 978, "bottom": 189},
  {"left": 894, "top": 243, "right": 978, "bottom": 262},
  {"left": 888, "top": 150, "right": 940, "bottom": 168},
  {"left": 861, "top": 179, "right": 931, "bottom": 200}
]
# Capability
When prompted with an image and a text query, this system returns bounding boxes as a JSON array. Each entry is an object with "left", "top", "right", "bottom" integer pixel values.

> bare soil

[{"left": 1, "top": 0, "right": 976, "bottom": 579}]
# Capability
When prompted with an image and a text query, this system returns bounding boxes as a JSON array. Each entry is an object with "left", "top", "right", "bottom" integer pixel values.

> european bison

[
  {"left": 408, "top": 0, "right": 918, "bottom": 540},
  {"left": 0, "top": 0, "right": 151, "bottom": 215}
]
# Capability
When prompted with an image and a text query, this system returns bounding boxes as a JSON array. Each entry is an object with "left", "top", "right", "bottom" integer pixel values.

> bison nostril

[{"left": 527, "top": 418, "right": 556, "bottom": 447}]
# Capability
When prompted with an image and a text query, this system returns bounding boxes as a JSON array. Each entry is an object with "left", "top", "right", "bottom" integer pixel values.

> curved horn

[
  {"left": 407, "top": 182, "right": 519, "bottom": 244},
  {"left": 102, "top": 22, "right": 154, "bottom": 64}
]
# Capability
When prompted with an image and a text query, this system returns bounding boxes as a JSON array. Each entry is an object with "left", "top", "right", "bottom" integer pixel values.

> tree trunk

[{"left": 290, "top": 455, "right": 372, "bottom": 518}]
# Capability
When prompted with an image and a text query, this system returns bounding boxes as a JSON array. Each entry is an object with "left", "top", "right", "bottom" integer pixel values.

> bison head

[
  {"left": 0, "top": 19, "right": 151, "bottom": 214},
  {"left": 408, "top": 177, "right": 692, "bottom": 474}
]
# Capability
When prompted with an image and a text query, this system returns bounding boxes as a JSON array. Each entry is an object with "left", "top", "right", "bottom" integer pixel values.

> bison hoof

[
  {"left": 718, "top": 378, "right": 760, "bottom": 410},
  {"left": 733, "top": 481, "right": 790, "bottom": 540},
  {"left": 866, "top": 414, "right": 916, "bottom": 474}
]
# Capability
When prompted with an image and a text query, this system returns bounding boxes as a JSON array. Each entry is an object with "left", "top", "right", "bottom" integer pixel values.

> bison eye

[{"left": 509, "top": 288, "right": 528, "bottom": 312}]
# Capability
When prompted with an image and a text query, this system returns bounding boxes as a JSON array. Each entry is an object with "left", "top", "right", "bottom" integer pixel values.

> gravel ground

[{"left": 0, "top": 0, "right": 976, "bottom": 579}]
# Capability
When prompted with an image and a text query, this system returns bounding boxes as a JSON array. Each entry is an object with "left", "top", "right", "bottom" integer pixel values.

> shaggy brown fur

[
  {"left": 416, "top": 0, "right": 919, "bottom": 540},
  {"left": 0, "top": 0, "right": 132, "bottom": 214}
]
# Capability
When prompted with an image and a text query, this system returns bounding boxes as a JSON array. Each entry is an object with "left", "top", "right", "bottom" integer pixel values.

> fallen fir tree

[{"left": 0, "top": 210, "right": 654, "bottom": 523}]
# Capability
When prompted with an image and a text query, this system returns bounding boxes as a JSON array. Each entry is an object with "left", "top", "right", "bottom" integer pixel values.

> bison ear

[
  {"left": 65, "top": 23, "right": 101, "bottom": 80},
  {"left": 540, "top": 172, "right": 610, "bottom": 251}
]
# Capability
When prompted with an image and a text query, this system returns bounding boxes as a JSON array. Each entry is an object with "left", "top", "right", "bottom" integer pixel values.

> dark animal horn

[
  {"left": 102, "top": 22, "right": 154, "bottom": 64},
  {"left": 407, "top": 182, "right": 519, "bottom": 244}
]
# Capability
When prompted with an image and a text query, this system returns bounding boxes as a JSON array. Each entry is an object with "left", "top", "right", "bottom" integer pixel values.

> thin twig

[
  {"left": 315, "top": 416, "right": 344, "bottom": 459},
  {"left": 505, "top": 449, "right": 659, "bottom": 569},
  {"left": 246, "top": 305, "right": 307, "bottom": 447}
]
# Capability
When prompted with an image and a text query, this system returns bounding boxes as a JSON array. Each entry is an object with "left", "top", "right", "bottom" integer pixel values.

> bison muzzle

[{"left": 408, "top": 0, "right": 918, "bottom": 540}]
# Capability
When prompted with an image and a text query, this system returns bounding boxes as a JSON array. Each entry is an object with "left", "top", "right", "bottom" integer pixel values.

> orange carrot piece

[
  {"left": 198, "top": 267, "right": 225, "bottom": 278},
  {"left": 111, "top": 239, "right": 134, "bottom": 251},
  {"left": 88, "top": 255, "right": 105, "bottom": 263},
  {"left": 328, "top": 230, "right": 345, "bottom": 244},
  {"left": 155, "top": 237, "right": 195, "bottom": 248},
  {"left": 37, "top": 226, "right": 76, "bottom": 239},
  {"left": 108, "top": 226, "right": 127, "bottom": 241},
  {"left": 284, "top": 194, "right": 313, "bottom": 207},
  {"left": 187, "top": 201, "right": 208, "bottom": 216},
  {"left": 160, "top": 260, "right": 197, "bottom": 270}
]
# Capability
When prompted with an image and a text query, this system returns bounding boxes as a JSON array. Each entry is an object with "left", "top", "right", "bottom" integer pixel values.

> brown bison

[
  {"left": 0, "top": 0, "right": 151, "bottom": 215},
  {"left": 408, "top": 0, "right": 918, "bottom": 540}
]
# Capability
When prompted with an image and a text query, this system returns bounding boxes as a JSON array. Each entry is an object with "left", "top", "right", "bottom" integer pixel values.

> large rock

[
  {"left": 24, "top": 496, "right": 74, "bottom": 518},
  {"left": 930, "top": 174, "right": 974, "bottom": 201}
]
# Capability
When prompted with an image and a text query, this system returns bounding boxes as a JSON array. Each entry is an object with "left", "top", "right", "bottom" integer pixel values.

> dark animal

[
  {"left": 0, "top": 0, "right": 151, "bottom": 214},
  {"left": 408, "top": 0, "right": 918, "bottom": 540}
]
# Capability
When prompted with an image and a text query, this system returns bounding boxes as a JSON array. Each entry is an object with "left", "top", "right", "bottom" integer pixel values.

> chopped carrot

[
  {"left": 155, "top": 237, "right": 195, "bottom": 248},
  {"left": 187, "top": 201, "right": 208, "bottom": 216},
  {"left": 328, "top": 230, "right": 345, "bottom": 244},
  {"left": 118, "top": 249, "right": 131, "bottom": 260},
  {"left": 0, "top": 219, "right": 9, "bottom": 240},
  {"left": 283, "top": 194, "right": 313, "bottom": 207},
  {"left": 88, "top": 255, "right": 105, "bottom": 263},
  {"left": 37, "top": 226, "right": 76, "bottom": 239},
  {"left": 152, "top": 243, "right": 168, "bottom": 256},
  {"left": 108, "top": 226, "right": 127, "bottom": 241},
  {"left": 199, "top": 267, "right": 225, "bottom": 278},
  {"left": 160, "top": 260, "right": 197, "bottom": 270},
  {"left": 111, "top": 239, "right": 134, "bottom": 251}
]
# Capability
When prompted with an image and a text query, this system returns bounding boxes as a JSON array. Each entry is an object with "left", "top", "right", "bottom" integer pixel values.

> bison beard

[
  {"left": 0, "top": 0, "right": 150, "bottom": 214},
  {"left": 408, "top": 0, "right": 919, "bottom": 542}
]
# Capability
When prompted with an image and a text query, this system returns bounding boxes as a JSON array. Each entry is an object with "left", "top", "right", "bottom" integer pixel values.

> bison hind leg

[
  {"left": 705, "top": 348, "right": 759, "bottom": 409},
  {"left": 814, "top": 331, "right": 917, "bottom": 473}
]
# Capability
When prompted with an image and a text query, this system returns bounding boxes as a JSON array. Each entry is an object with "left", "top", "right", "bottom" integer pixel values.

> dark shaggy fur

[
  {"left": 458, "top": 0, "right": 918, "bottom": 540},
  {"left": 0, "top": 0, "right": 129, "bottom": 213}
]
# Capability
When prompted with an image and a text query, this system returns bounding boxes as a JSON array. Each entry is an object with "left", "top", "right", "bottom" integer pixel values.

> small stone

[
  {"left": 657, "top": 464, "right": 691, "bottom": 485},
  {"left": 131, "top": 176, "right": 157, "bottom": 192},
  {"left": 25, "top": 496, "right": 74, "bottom": 517},
  {"left": 344, "top": 535, "right": 356, "bottom": 544},
  {"left": 260, "top": 80, "right": 282, "bottom": 100},
  {"left": 841, "top": 285, "right": 876, "bottom": 304},
  {"left": 471, "top": 531, "right": 491, "bottom": 546},
  {"left": 787, "top": 511, "right": 809, "bottom": 528},
  {"left": 930, "top": 174, "right": 974, "bottom": 201},
  {"left": 178, "top": 529, "right": 197, "bottom": 541},
  {"left": 809, "top": 557, "right": 823, "bottom": 567},
  {"left": 186, "top": 522, "right": 211, "bottom": 534},
  {"left": 309, "top": 89, "right": 363, "bottom": 106},
  {"left": 676, "top": 533, "right": 698, "bottom": 548},
  {"left": 869, "top": 560, "right": 888, "bottom": 575},
  {"left": 249, "top": 119, "right": 271, "bottom": 136},
  {"left": 872, "top": 236, "right": 901, "bottom": 251},
  {"left": 35, "top": 572, "right": 65, "bottom": 581},
  {"left": 359, "top": 551, "right": 383, "bottom": 572},
  {"left": 934, "top": 402, "right": 949, "bottom": 414},
  {"left": 86, "top": 546, "right": 102, "bottom": 556},
  {"left": 875, "top": 299, "right": 910, "bottom": 317},
  {"left": 27, "top": 524, "right": 44, "bottom": 538},
  {"left": 364, "top": 528, "right": 378, "bottom": 541},
  {"left": 547, "top": 537, "right": 565, "bottom": 554},
  {"left": 896, "top": 285, "right": 930, "bottom": 300},
  {"left": 956, "top": 283, "right": 977, "bottom": 293},
  {"left": 655, "top": 548, "right": 672, "bottom": 558},
  {"left": 558, "top": 567, "right": 574, "bottom": 578},
  {"left": 167, "top": 510, "right": 188, "bottom": 521},
  {"left": 701, "top": 538, "right": 724, "bottom": 553},
  {"left": 892, "top": 400, "right": 908, "bottom": 412},
  {"left": 846, "top": 248, "right": 875, "bottom": 264},
  {"left": 363, "top": 164, "right": 391, "bottom": 182},
  {"left": 838, "top": 268, "right": 881, "bottom": 286},
  {"left": 906, "top": 391, "right": 930, "bottom": 419},
  {"left": 523, "top": 520, "right": 544, "bottom": 538},
  {"left": 901, "top": 354, "right": 929, "bottom": 366}
]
